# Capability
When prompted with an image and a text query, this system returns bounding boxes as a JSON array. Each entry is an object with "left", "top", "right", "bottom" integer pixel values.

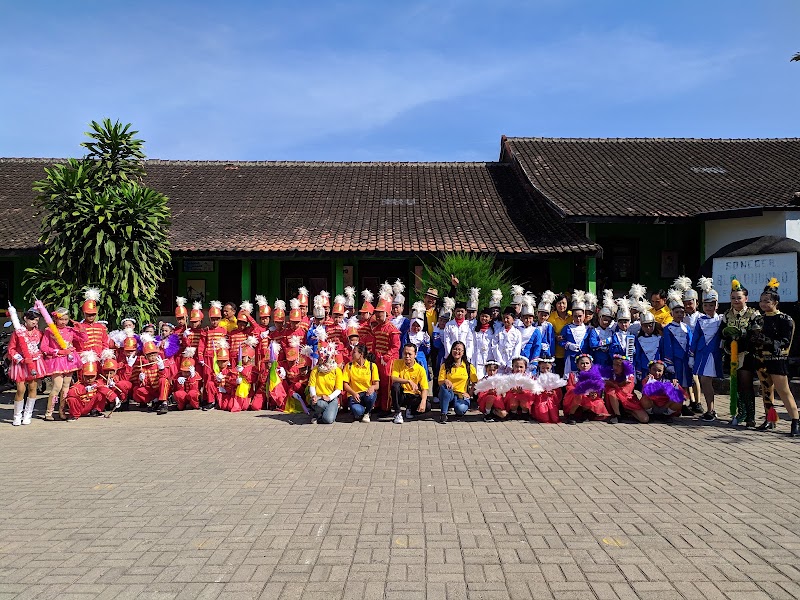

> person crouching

[
  {"left": 65, "top": 352, "right": 106, "bottom": 421},
  {"left": 173, "top": 348, "right": 202, "bottom": 410}
]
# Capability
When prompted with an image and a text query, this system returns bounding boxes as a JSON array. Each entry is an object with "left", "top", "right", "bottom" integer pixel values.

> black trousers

[{"left": 391, "top": 382, "right": 430, "bottom": 414}]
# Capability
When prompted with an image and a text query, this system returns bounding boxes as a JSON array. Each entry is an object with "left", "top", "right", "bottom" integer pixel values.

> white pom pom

[
  {"left": 392, "top": 279, "right": 405, "bottom": 295},
  {"left": 84, "top": 287, "right": 100, "bottom": 301},
  {"left": 175, "top": 296, "right": 187, "bottom": 308},
  {"left": 255, "top": 295, "right": 267, "bottom": 307},
  {"left": 240, "top": 300, "right": 253, "bottom": 314}
]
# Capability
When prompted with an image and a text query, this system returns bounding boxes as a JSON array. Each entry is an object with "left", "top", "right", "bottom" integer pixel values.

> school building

[{"left": 1, "top": 137, "right": 799, "bottom": 313}]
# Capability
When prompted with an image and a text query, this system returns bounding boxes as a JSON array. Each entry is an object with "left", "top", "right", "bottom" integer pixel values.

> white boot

[
  {"left": 12, "top": 400, "right": 23, "bottom": 426},
  {"left": 22, "top": 395, "right": 36, "bottom": 425}
]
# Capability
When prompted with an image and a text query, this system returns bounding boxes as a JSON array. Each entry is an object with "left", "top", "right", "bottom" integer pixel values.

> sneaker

[
  {"left": 607, "top": 416, "right": 619, "bottom": 425},
  {"left": 680, "top": 405, "right": 694, "bottom": 417},
  {"left": 566, "top": 417, "right": 577, "bottom": 425},
  {"left": 157, "top": 404, "right": 168, "bottom": 415},
  {"left": 405, "top": 409, "right": 413, "bottom": 420},
  {"left": 393, "top": 413, "right": 404, "bottom": 424},
  {"left": 483, "top": 413, "right": 495, "bottom": 422},
  {"left": 203, "top": 404, "right": 216, "bottom": 411},
  {"left": 310, "top": 416, "right": 318, "bottom": 424},
  {"left": 689, "top": 401, "right": 704, "bottom": 414},
  {"left": 701, "top": 411, "right": 717, "bottom": 422},
  {"left": 362, "top": 413, "right": 370, "bottom": 423},
  {"left": 439, "top": 413, "right": 448, "bottom": 424}
]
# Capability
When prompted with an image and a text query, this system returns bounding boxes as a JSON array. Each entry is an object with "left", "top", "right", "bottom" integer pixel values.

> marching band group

[{"left": 6, "top": 274, "right": 798, "bottom": 435}]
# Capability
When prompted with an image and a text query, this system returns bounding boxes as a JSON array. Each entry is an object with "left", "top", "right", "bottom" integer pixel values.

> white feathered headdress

[
  {"left": 80, "top": 350, "right": 99, "bottom": 365},
  {"left": 490, "top": 288, "right": 503, "bottom": 307},
  {"left": 344, "top": 286, "right": 356, "bottom": 306},
  {"left": 603, "top": 289, "right": 615, "bottom": 310},
  {"left": 392, "top": 279, "right": 405, "bottom": 295},
  {"left": 182, "top": 346, "right": 197, "bottom": 358},
  {"left": 510, "top": 284, "right": 525, "bottom": 299},
  {"left": 411, "top": 301, "right": 426, "bottom": 320},
  {"left": 667, "top": 288, "right": 684, "bottom": 309},
  {"left": 255, "top": 295, "right": 268, "bottom": 308},
  {"left": 673, "top": 276, "right": 692, "bottom": 292},
  {"left": 210, "top": 300, "right": 222, "bottom": 310},
  {"left": 289, "top": 298, "right": 300, "bottom": 310},
  {"left": 698, "top": 277, "right": 714, "bottom": 293},
  {"left": 192, "top": 301, "right": 203, "bottom": 311},
  {"left": 584, "top": 292, "right": 598, "bottom": 309},
  {"left": 361, "top": 289, "right": 374, "bottom": 304},
  {"left": 274, "top": 299, "right": 286, "bottom": 311},
  {"left": 100, "top": 348, "right": 116, "bottom": 362},
  {"left": 629, "top": 284, "right": 646, "bottom": 301},
  {"left": 84, "top": 287, "right": 100, "bottom": 302},
  {"left": 469, "top": 287, "right": 481, "bottom": 305},
  {"left": 175, "top": 296, "right": 187, "bottom": 309},
  {"left": 442, "top": 297, "right": 455, "bottom": 316},
  {"left": 240, "top": 300, "right": 253, "bottom": 314},
  {"left": 297, "top": 286, "right": 309, "bottom": 298}
]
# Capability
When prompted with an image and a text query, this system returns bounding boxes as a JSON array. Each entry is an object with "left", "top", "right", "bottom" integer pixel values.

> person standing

[
  {"left": 73, "top": 287, "right": 109, "bottom": 355},
  {"left": 547, "top": 293, "right": 571, "bottom": 374},
  {"left": 691, "top": 278, "right": 723, "bottom": 422},
  {"left": 7, "top": 307, "right": 44, "bottom": 426},
  {"left": 40, "top": 307, "right": 81, "bottom": 421},
  {"left": 370, "top": 291, "right": 401, "bottom": 413},
  {"left": 560, "top": 291, "right": 591, "bottom": 376}
]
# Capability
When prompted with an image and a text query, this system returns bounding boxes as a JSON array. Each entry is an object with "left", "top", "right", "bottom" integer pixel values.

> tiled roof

[
  {"left": 503, "top": 137, "right": 800, "bottom": 220},
  {"left": 0, "top": 158, "right": 599, "bottom": 256}
]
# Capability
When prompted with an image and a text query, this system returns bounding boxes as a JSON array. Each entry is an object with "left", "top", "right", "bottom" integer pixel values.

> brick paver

[{"left": 1, "top": 393, "right": 799, "bottom": 599}]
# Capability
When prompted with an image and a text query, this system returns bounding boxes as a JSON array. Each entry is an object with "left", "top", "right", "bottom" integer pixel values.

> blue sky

[{"left": 2, "top": 1, "right": 799, "bottom": 161}]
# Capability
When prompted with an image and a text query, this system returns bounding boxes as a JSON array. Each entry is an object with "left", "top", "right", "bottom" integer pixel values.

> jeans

[
  {"left": 439, "top": 386, "right": 470, "bottom": 416},
  {"left": 313, "top": 399, "right": 339, "bottom": 424},
  {"left": 348, "top": 391, "right": 376, "bottom": 420}
]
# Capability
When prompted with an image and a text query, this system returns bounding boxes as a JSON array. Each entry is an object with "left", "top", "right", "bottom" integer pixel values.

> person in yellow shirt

[
  {"left": 547, "top": 293, "right": 571, "bottom": 374},
  {"left": 437, "top": 341, "right": 478, "bottom": 424},
  {"left": 221, "top": 302, "right": 239, "bottom": 333},
  {"left": 650, "top": 290, "right": 673, "bottom": 327},
  {"left": 391, "top": 343, "right": 430, "bottom": 424},
  {"left": 342, "top": 344, "right": 379, "bottom": 423},
  {"left": 308, "top": 343, "right": 344, "bottom": 424}
]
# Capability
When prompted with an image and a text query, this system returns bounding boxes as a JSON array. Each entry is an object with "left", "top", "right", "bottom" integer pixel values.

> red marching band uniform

[
  {"left": 369, "top": 293, "right": 401, "bottom": 412},
  {"left": 73, "top": 288, "right": 109, "bottom": 354},
  {"left": 173, "top": 348, "right": 202, "bottom": 410},
  {"left": 132, "top": 335, "right": 171, "bottom": 411}
]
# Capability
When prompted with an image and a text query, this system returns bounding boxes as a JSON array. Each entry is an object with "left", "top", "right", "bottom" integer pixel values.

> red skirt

[{"left": 563, "top": 390, "right": 609, "bottom": 417}]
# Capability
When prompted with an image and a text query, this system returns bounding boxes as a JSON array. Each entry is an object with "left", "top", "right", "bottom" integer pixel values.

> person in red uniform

[
  {"left": 202, "top": 339, "right": 230, "bottom": 411},
  {"left": 65, "top": 353, "right": 107, "bottom": 421},
  {"left": 231, "top": 337, "right": 257, "bottom": 412},
  {"left": 173, "top": 348, "right": 202, "bottom": 410},
  {"left": 250, "top": 296, "right": 272, "bottom": 410},
  {"left": 340, "top": 326, "right": 360, "bottom": 366},
  {"left": 132, "top": 334, "right": 171, "bottom": 414},
  {"left": 174, "top": 296, "right": 189, "bottom": 333},
  {"left": 277, "top": 306, "right": 312, "bottom": 405},
  {"left": 297, "top": 286, "right": 311, "bottom": 328},
  {"left": 73, "top": 287, "right": 109, "bottom": 355},
  {"left": 228, "top": 301, "right": 257, "bottom": 359},
  {"left": 531, "top": 356, "right": 565, "bottom": 424},
  {"left": 370, "top": 293, "right": 401, "bottom": 412},
  {"left": 181, "top": 301, "right": 204, "bottom": 365},
  {"left": 327, "top": 295, "right": 347, "bottom": 347},
  {"left": 197, "top": 300, "right": 227, "bottom": 406},
  {"left": 111, "top": 331, "right": 139, "bottom": 410},
  {"left": 357, "top": 290, "right": 376, "bottom": 350},
  {"left": 98, "top": 349, "right": 132, "bottom": 411}
]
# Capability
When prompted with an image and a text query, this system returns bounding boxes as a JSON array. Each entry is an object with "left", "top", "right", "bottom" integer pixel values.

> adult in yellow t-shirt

[
  {"left": 650, "top": 290, "right": 673, "bottom": 326},
  {"left": 308, "top": 364, "right": 343, "bottom": 424},
  {"left": 547, "top": 293, "right": 572, "bottom": 371},
  {"left": 437, "top": 341, "right": 478, "bottom": 423},
  {"left": 342, "top": 344, "right": 380, "bottom": 422},
  {"left": 221, "top": 302, "right": 239, "bottom": 333},
  {"left": 391, "top": 343, "right": 430, "bottom": 423}
]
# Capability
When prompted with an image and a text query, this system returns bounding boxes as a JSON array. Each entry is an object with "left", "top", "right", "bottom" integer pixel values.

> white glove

[
  {"left": 216, "top": 373, "right": 224, "bottom": 382},
  {"left": 567, "top": 343, "right": 580, "bottom": 352},
  {"left": 156, "top": 357, "right": 165, "bottom": 370},
  {"left": 138, "top": 372, "right": 146, "bottom": 382},
  {"left": 218, "top": 387, "right": 227, "bottom": 393},
  {"left": 260, "top": 331, "right": 269, "bottom": 339},
  {"left": 541, "top": 343, "right": 549, "bottom": 351},
  {"left": 115, "top": 398, "right": 121, "bottom": 408},
  {"left": 237, "top": 365, "right": 243, "bottom": 373},
  {"left": 107, "top": 377, "right": 115, "bottom": 387},
  {"left": 237, "top": 376, "right": 243, "bottom": 384},
  {"left": 127, "top": 355, "right": 136, "bottom": 366},
  {"left": 199, "top": 359, "right": 205, "bottom": 366},
  {"left": 189, "top": 366, "right": 195, "bottom": 377},
  {"left": 178, "top": 376, "right": 186, "bottom": 385},
  {"left": 67, "top": 353, "right": 75, "bottom": 361},
  {"left": 277, "top": 367, "right": 286, "bottom": 379},
  {"left": 86, "top": 384, "right": 96, "bottom": 393},
  {"left": 183, "top": 329, "right": 191, "bottom": 338},
  {"left": 13, "top": 353, "right": 23, "bottom": 363}
]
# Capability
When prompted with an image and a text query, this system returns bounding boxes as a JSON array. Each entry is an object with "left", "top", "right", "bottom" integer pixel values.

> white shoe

[
  {"left": 22, "top": 416, "right": 32, "bottom": 425},
  {"left": 12, "top": 415, "right": 22, "bottom": 426},
  {"left": 405, "top": 409, "right": 413, "bottom": 420},
  {"left": 361, "top": 413, "right": 370, "bottom": 423},
  {"left": 393, "top": 413, "right": 404, "bottom": 424}
]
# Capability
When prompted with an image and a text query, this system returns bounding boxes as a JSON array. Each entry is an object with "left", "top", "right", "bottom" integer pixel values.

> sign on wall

[
  {"left": 712, "top": 253, "right": 798, "bottom": 302},
  {"left": 183, "top": 259, "right": 214, "bottom": 272}
]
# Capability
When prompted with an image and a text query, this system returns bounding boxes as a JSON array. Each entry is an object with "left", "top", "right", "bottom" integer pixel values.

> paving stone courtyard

[{"left": 1, "top": 392, "right": 799, "bottom": 600}]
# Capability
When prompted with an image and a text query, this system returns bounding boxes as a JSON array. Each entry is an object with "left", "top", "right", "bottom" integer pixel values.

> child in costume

[
  {"left": 501, "top": 356, "right": 540, "bottom": 418},
  {"left": 40, "top": 306, "right": 82, "bottom": 421},
  {"left": 531, "top": 355, "right": 566, "bottom": 423},
  {"left": 633, "top": 299, "right": 661, "bottom": 383},
  {"left": 603, "top": 355, "right": 648, "bottom": 423},
  {"left": 660, "top": 288, "right": 694, "bottom": 416},
  {"left": 472, "top": 306, "right": 494, "bottom": 379},
  {"left": 197, "top": 300, "right": 228, "bottom": 406},
  {"left": 560, "top": 291, "right": 591, "bottom": 375},
  {"left": 492, "top": 307, "right": 523, "bottom": 373},
  {"left": 535, "top": 291, "right": 557, "bottom": 363},
  {"left": 517, "top": 295, "right": 543, "bottom": 372},
  {"left": 7, "top": 306, "right": 44, "bottom": 426},
  {"left": 98, "top": 349, "right": 131, "bottom": 411},
  {"left": 203, "top": 339, "right": 230, "bottom": 411},
  {"left": 173, "top": 348, "right": 202, "bottom": 410},
  {"left": 609, "top": 298, "right": 636, "bottom": 361},
  {"left": 133, "top": 334, "right": 171, "bottom": 414},
  {"left": 563, "top": 354, "right": 609, "bottom": 424},
  {"left": 64, "top": 352, "right": 107, "bottom": 421},
  {"left": 691, "top": 277, "right": 723, "bottom": 422},
  {"left": 588, "top": 290, "right": 616, "bottom": 367},
  {"left": 308, "top": 340, "right": 344, "bottom": 424},
  {"left": 230, "top": 336, "right": 257, "bottom": 412},
  {"left": 756, "top": 279, "right": 799, "bottom": 436},
  {"left": 640, "top": 360, "right": 685, "bottom": 418},
  {"left": 475, "top": 360, "right": 503, "bottom": 421},
  {"left": 407, "top": 304, "right": 431, "bottom": 380}
]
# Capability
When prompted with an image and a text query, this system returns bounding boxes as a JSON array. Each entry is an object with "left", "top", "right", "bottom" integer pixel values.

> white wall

[{"left": 705, "top": 211, "right": 800, "bottom": 257}]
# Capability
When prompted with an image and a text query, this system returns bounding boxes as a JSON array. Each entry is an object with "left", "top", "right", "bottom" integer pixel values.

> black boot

[{"left": 791, "top": 419, "right": 799, "bottom": 438}]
